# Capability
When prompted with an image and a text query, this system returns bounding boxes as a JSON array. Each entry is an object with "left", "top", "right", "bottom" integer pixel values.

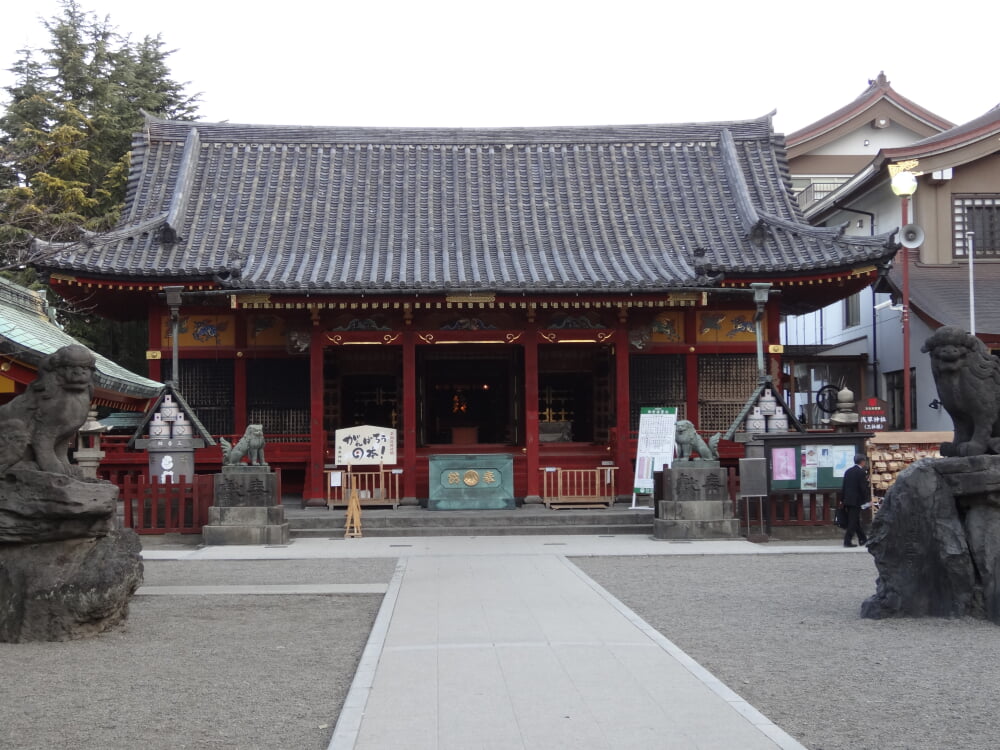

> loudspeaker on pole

[{"left": 900, "top": 224, "right": 924, "bottom": 248}]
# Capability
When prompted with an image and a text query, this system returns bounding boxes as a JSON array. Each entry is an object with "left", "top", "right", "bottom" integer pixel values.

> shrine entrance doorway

[
  {"left": 418, "top": 345, "right": 521, "bottom": 446},
  {"left": 537, "top": 344, "right": 613, "bottom": 444}
]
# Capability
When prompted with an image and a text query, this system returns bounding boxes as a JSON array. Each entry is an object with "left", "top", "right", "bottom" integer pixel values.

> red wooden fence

[
  {"left": 120, "top": 475, "right": 214, "bottom": 534},
  {"left": 771, "top": 491, "right": 840, "bottom": 525}
]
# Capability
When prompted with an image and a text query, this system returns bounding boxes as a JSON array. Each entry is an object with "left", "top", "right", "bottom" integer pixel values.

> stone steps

[{"left": 284, "top": 506, "right": 655, "bottom": 538}]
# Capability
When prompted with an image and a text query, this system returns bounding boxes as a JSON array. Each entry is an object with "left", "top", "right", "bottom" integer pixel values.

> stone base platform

[
  {"left": 653, "top": 465, "right": 739, "bottom": 540},
  {"left": 204, "top": 467, "right": 289, "bottom": 545},
  {"left": 202, "top": 505, "right": 290, "bottom": 545},
  {"left": 653, "top": 515, "right": 740, "bottom": 540}
]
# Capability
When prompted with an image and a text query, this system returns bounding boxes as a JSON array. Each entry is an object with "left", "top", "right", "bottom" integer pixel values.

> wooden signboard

[
  {"left": 334, "top": 425, "right": 397, "bottom": 465},
  {"left": 859, "top": 398, "right": 889, "bottom": 432}
]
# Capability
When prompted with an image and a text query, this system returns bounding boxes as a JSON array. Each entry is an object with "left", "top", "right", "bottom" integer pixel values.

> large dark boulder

[
  {"left": 862, "top": 455, "right": 1000, "bottom": 622},
  {"left": 0, "top": 346, "right": 143, "bottom": 642},
  {"left": 0, "top": 469, "right": 117, "bottom": 543},
  {"left": 0, "top": 527, "right": 143, "bottom": 642}
]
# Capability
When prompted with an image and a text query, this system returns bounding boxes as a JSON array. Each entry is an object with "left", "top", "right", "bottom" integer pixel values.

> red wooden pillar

[
  {"left": 523, "top": 319, "right": 541, "bottom": 502},
  {"left": 685, "top": 309, "right": 699, "bottom": 426},
  {"left": 401, "top": 325, "right": 418, "bottom": 503},
  {"left": 148, "top": 304, "right": 164, "bottom": 383},
  {"left": 306, "top": 325, "right": 326, "bottom": 502},
  {"left": 685, "top": 356, "right": 699, "bottom": 427},
  {"left": 233, "top": 358, "right": 247, "bottom": 435},
  {"left": 766, "top": 298, "right": 781, "bottom": 383},
  {"left": 233, "top": 314, "right": 248, "bottom": 435},
  {"left": 614, "top": 308, "right": 632, "bottom": 497}
]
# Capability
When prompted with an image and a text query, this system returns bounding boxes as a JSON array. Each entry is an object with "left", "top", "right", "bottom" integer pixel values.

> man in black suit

[{"left": 841, "top": 454, "right": 870, "bottom": 547}]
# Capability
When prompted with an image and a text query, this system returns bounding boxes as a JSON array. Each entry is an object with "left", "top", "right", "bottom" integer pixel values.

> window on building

[
  {"left": 953, "top": 195, "right": 1000, "bottom": 258},
  {"left": 247, "top": 359, "right": 309, "bottom": 435},
  {"left": 629, "top": 354, "right": 686, "bottom": 432},
  {"left": 885, "top": 368, "right": 916, "bottom": 430},
  {"left": 842, "top": 293, "right": 861, "bottom": 328},
  {"left": 162, "top": 359, "right": 234, "bottom": 436}
]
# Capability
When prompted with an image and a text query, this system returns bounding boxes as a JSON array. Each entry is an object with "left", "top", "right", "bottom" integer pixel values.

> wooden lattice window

[
  {"left": 629, "top": 354, "right": 686, "bottom": 433},
  {"left": 247, "top": 359, "right": 309, "bottom": 435},
  {"left": 163, "top": 359, "right": 234, "bottom": 437},
  {"left": 953, "top": 194, "right": 1000, "bottom": 258},
  {"left": 697, "top": 354, "right": 756, "bottom": 432}
]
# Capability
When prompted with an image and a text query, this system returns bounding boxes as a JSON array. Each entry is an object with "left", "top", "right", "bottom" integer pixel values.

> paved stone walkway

[{"left": 144, "top": 536, "right": 835, "bottom": 748}]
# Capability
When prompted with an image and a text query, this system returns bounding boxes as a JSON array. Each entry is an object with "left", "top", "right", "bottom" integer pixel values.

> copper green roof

[{"left": 0, "top": 276, "right": 163, "bottom": 399}]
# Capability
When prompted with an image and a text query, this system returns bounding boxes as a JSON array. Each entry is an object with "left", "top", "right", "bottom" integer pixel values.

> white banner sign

[
  {"left": 633, "top": 407, "right": 678, "bottom": 494},
  {"left": 334, "top": 425, "right": 397, "bottom": 465}
]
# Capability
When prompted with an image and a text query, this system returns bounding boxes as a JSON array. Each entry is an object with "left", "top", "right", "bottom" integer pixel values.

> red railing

[
  {"left": 761, "top": 491, "right": 838, "bottom": 527},
  {"left": 323, "top": 468, "right": 402, "bottom": 509},
  {"left": 539, "top": 466, "right": 618, "bottom": 508},
  {"left": 120, "top": 475, "right": 214, "bottom": 534}
]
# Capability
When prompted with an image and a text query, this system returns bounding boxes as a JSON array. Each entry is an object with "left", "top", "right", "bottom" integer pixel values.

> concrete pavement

[{"left": 141, "top": 536, "right": 856, "bottom": 749}]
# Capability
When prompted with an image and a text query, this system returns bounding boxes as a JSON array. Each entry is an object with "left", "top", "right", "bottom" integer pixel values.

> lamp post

[
  {"left": 967, "top": 231, "right": 976, "bottom": 336},
  {"left": 890, "top": 170, "right": 918, "bottom": 431},
  {"left": 750, "top": 282, "right": 772, "bottom": 383},
  {"left": 163, "top": 285, "right": 184, "bottom": 389}
]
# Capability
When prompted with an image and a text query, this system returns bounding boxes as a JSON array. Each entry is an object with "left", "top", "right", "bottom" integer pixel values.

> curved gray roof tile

[{"left": 39, "top": 115, "right": 895, "bottom": 293}]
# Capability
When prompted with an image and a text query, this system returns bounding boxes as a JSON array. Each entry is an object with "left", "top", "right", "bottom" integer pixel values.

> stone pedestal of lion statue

[
  {"left": 0, "top": 345, "right": 143, "bottom": 642},
  {"left": 653, "top": 420, "right": 738, "bottom": 540},
  {"left": 863, "top": 327, "right": 1000, "bottom": 623},
  {"left": 203, "top": 425, "right": 289, "bottom": 545}
]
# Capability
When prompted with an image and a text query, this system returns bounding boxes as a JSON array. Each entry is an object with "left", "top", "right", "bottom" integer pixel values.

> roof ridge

[
  {"left": 0, "top": 276, "right": 47, "bottom": 318},
  {"left": 142, "top": 113, "right": 778, "bottom": 146},
  {"left": 786, "top": 72, "right": 953, "bottom": 145}
]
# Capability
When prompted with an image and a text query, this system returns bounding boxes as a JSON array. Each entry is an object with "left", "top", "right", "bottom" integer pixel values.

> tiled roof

[
  {"left": 38, "top": 115, "right": 895, "bottom": 294},
  {"left": 0, "top": 276, "right": 163, "bottom": 399},
  {"left": 890, "top": 260, "right": 1000, "bottom": 338}
]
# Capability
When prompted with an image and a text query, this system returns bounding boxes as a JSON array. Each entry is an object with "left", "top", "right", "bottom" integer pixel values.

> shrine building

[{"left": 36, "top": 114, "right": 896, "bottom": 503}]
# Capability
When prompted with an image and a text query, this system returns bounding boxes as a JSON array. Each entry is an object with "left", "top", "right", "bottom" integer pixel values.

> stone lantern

[
  {"left": 828, "top": 386, "right": 860, "bottom": 432},
  {"left": 74, "top": 408, "right": 107, "bottom": 479}
]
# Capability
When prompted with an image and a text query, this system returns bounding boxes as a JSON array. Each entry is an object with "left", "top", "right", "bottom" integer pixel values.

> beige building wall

[{"left": 915, "top": 152, "right": 1000, "bottom": 265}]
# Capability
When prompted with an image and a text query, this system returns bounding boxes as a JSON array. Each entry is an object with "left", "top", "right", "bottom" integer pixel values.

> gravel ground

[
  {"left": 573, "top": 551, "right": 1000, "bottom": 750},
  {"left": 5, "top": 550, "right": 998, "bottom": 750},
  {"left": 141, "top": 558, "right": 398, "bottom": 587},
  {"left": 0, "top": 558, "right": 395, "bottom": 750}
]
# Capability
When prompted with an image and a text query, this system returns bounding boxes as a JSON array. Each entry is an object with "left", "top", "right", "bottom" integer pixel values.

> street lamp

[
  {"left": 967, "top": 231, "right": 976, "bottom": 336},
  {"left": 163, "top": 285, "right": 184, "bottom": 389},
  {"left": 890, "top": 169, "right": 918, "bottom": 431},
  {"left": 750, "top": 282, "right": 772, "bottom": 383}
]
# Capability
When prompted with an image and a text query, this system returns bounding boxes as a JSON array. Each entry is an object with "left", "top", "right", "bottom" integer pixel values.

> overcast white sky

[{"left": 1, "top": 0, "right": 996, "bottom": 135}]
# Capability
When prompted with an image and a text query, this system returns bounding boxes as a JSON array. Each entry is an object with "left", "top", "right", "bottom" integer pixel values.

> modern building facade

[{"left": 782, "top": 73, "right": 1000, "bottom": 433}]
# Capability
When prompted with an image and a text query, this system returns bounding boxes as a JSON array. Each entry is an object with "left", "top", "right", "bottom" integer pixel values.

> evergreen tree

[
  {"left": 0, "top": 0, "right": 199, "bottom": 375},
  {"left": 0, "top": 0, "right": 199, "bottom": 265}
]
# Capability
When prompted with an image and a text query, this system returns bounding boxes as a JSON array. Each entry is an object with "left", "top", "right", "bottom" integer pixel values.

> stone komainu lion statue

[
  {"left": 0, "top": 344, "right": 96, "bottom": 475},
  {"left": 675, "top": 419, "right": 721, "bottom": 460},
  {"left": 220, "top": 424, "right": 267, "bottom": 466},
  {"left": 921, "top": 326, "right": 1000, "bottom": 457}
]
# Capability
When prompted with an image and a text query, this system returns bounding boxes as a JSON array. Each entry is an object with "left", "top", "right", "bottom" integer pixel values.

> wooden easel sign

[{"left": 344, "top": 482, "right": 362, "bottom": 538}]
